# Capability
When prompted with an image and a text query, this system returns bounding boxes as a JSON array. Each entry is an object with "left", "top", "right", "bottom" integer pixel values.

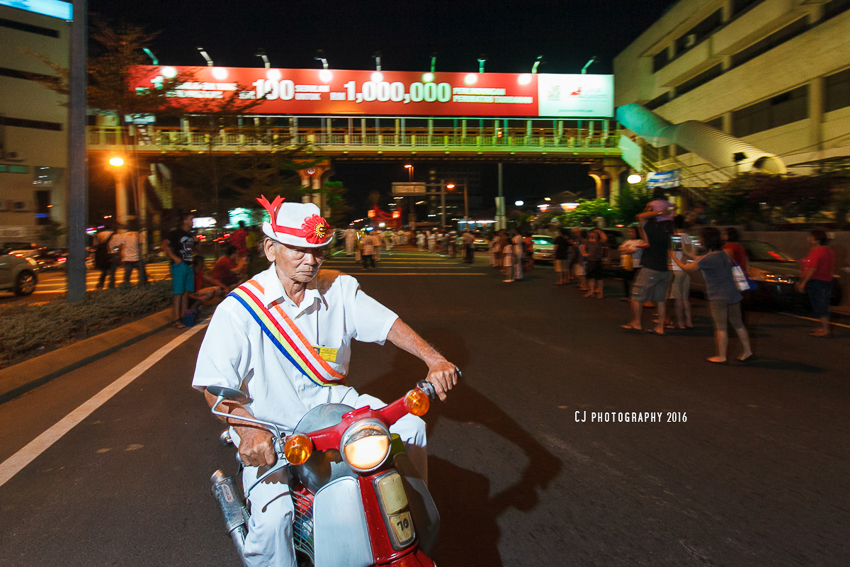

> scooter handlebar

[{"left": 416, "top": 366, "right": 460, "bottom": 402}]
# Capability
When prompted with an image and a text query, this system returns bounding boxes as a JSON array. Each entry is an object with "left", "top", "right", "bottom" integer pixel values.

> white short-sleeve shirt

[{"left": 192, "top": 265, "right": 399, "bottom": 430}]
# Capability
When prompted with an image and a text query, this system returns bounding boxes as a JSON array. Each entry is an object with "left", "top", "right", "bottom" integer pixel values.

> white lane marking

[{"left": 0, "top": 323, "right": 207, "bottom": 488}]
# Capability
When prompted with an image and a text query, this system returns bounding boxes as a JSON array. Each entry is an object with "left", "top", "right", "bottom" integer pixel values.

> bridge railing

[{"left": 87, "top": 126, "right": 620, "bottom": 152}]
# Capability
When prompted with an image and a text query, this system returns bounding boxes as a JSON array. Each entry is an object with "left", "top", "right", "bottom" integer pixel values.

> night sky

[{"left": 88, "top": 0, "right": 677, "bottom": 216}]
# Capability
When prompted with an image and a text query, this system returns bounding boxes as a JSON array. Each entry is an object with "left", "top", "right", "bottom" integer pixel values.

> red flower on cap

[{"left": 303, "top": 214, "right": 331, "bottom": 245}]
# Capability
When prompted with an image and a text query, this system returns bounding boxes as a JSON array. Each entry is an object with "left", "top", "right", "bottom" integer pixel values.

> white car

[
  {"left": 0, "top": 247, "right": 39, "bottom": 295},
  {"left": 531, "top": 235, "right": 556, "bottom": 262}
]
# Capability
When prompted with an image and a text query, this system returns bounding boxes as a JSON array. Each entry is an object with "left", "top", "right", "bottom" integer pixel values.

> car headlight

[{"left": 340, "top": 419, "right": 391, "bottom": 473}]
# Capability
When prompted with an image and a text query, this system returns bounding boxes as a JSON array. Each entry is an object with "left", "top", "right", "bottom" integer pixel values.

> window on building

[
  {"left": 823, "top": 0, "right": 850, "bottom": 21},
  {"left": 825, "top": 68, "right": 850, "bottom": 113},
  {"left": 653, "top": 49, "right": 670, "bottom": 73},
  {"left": 732, "top": 0, "right": 764, "bottom": 17},
  {"left": 704, "top": 117, "right": 724, "bottom": 131},
  {"left": 731, "top": 16, "right": 809, "bottom": 68},
  {"left": 645, "top": 91, "right": 671, "bottom": 110},
  {"left": 675, "top": 10, "right": 722, "bottom": 56},
  {"left": 675, "top": 64, "right": 723, "bottom": 97},
  {"left": 733, "top": 85, "right": 809, "bottom": 137}
]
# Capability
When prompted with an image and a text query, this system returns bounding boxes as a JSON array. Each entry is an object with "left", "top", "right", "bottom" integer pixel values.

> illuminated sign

[
  {"left": 392, "top": 182, "right": 427, "bottom": 196},
  {"left": 131, "top": 66, "right": 614, "bottom": 118},
  {"left": 193, "top": 217, "right": 217, "bottom": 229},
  {"left": 0, "top": 0, "right": 72, "bottom": 20},
  {"left": 646, "top": 169, "right": 681, "bottom": 189}
]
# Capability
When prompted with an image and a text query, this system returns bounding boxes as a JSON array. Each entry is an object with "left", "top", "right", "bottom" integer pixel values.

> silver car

[{"left": 0, "top": 247, "right": 39, "bottom": 295}]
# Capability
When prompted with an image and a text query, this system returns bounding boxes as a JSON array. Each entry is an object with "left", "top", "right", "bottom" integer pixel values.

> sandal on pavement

[{"left": 173, "top": 320, "right": 186, "bottom": 329}]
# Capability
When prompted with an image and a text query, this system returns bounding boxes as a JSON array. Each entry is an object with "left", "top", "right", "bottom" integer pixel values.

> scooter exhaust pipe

[{"left": 211, "top": 470, "right": 250, "bottom": 566}]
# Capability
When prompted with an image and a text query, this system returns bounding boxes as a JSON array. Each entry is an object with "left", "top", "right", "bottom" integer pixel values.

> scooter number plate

[{"left": 389, "top": 511, "right": 415, "bottom": 547}]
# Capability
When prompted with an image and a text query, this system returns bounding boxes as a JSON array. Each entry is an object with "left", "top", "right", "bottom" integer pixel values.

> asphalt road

[{"left": 1, "top": 251, "right": 847, "bottom": 566}]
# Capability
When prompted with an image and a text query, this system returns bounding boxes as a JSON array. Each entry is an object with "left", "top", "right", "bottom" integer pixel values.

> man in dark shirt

[
  {"left": 622, "top": 205, "right": 673, "bottom": 334},
  {"left": 161, "top": 213, "right": 195, "bottom": 328},
  {"left": 553, "top": 228, "right": 570, "bottom": 285}
]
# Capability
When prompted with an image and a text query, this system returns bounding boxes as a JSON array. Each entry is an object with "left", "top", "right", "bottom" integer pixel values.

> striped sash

[{"left": 228, "top": 279, "right": 346, "bottom": 387}]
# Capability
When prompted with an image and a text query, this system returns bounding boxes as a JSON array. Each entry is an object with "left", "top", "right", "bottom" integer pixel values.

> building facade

[
  {"left": 614, "top": 0, "right": 850, "bottom": 176},
  {"left": 0, "top": 4, "right": 70, "bottom": 244}
]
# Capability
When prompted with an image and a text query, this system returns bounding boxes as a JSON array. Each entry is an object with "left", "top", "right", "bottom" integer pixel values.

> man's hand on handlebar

[
  {"left": 235, "top": 426, "right": 277, "bottom": 468},
  {"left": 426, "top": 360, "right": 459, "bottom": 402}
]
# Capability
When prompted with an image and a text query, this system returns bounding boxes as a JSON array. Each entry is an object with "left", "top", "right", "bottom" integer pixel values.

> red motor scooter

[{"left": 208, "top": 381, "right": 441, "bottom": 567}]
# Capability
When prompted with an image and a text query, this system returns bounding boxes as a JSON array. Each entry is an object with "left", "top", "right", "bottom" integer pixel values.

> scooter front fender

[{"left": 313, "top": 476, "right": 374, "bottom": 567}]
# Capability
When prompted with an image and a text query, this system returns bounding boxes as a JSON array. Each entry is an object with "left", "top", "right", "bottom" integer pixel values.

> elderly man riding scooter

[{"left": 192, "top": 196, "right": 459, "bottom": 567}]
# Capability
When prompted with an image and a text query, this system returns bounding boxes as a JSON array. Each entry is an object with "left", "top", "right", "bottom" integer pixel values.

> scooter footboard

[{"left": 313, "top": 477, "right": 374, "bottom": 567}]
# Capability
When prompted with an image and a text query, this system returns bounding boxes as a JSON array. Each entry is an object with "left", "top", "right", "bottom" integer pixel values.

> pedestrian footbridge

[{"left": 86, "top": 119, "right": 622, "bottom": 163}]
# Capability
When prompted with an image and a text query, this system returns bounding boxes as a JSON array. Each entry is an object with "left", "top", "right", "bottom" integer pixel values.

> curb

[{"left": 0, "top": 308, "right": 174, "bottom": 406}]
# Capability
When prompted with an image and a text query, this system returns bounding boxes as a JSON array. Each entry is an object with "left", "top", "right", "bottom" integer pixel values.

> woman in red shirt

[
  {"left": 795, "top": 229, "right": 836, "bottom": 337},
  {"left": 722, "top": 227, "right": 747, "bottom": 272}
]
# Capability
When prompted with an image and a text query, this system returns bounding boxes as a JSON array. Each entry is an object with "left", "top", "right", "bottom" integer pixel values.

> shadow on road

[{"left": 360, "top": 327, "right": 563, "bottom": 567}]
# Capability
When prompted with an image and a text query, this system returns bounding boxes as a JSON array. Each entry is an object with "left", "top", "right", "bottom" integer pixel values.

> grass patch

[{"left": 0, "top": 280, "right": 173, "bottom": 369}]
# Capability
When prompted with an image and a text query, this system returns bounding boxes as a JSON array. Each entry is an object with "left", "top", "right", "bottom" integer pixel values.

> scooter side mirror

[{"left": 207, "top": 386, "right": 253, "bottom": 405}]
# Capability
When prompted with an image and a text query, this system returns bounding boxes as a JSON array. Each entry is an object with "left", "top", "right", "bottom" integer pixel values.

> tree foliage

[
  {"left": 707, "top": 173, "right": 836, "bottom": 226},
  {"left": 615, "top": 183, "right": 652, "bottom": 225}
]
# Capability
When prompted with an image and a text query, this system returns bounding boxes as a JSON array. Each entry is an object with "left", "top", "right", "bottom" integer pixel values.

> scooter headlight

[{"left": 340, "top": 419, "right": 391, "bottom": 473}]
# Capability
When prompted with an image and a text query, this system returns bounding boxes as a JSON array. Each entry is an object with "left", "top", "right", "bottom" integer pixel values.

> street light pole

[
  {"left": 109, "top": 157, "right": 128, "bottom": 228},
  {"left": 440, "top": 178, "right": 446, "bottom": 228},
  {"left": 67, "top": 0, "right": 88, "bottom": 303},
  {"left": 463, "top": 179, "right": 469, "bottom": 223}
]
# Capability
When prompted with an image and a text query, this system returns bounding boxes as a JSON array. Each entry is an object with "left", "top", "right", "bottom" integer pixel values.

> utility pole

[
  {"left": 440, "top": 178, "right": 446, "bottom": 228},
  {"left": 67, "top": 0, "right": 88, "bottom": 303},
  {"left": 463, "top": 178, "right": 469, "bottom": 223}
]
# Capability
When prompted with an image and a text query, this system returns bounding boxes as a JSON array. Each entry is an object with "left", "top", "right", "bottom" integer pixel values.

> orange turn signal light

[
  {"left": 284, "top": 434, "right": 313, "bottom": 465},
  {"left": 403, "top": 388, "right": 430, "bottom": 417}
]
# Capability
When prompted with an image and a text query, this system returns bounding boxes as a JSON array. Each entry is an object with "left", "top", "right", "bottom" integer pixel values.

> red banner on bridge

[{"left": 132, "top": 66, "right": 613, "bottom": 118}]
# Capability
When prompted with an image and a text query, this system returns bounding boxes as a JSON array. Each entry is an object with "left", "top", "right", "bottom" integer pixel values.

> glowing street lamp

[
  {"left": 315, "top": 50, "right": 332, "bottom": 82},
  {"left": 255, "top": 49, "right": 270, "bottom": 69},
  {"left": 108, "top": 157, "right": 129, "bottom": 227},
  {"left": 143, "top": 48, "right": 158, "bottom": 66},
  {"left": 197, "top": 46, "right": 213, "bottom": 67},
  {"left": 404, "top": 164, "right": 414, "bottom": 181},
  {"left": 532, "top": 55, "right": 543, "bottom": 73},
  {"left": 628, "top": 174, "right": 642, "bottom": 184}
]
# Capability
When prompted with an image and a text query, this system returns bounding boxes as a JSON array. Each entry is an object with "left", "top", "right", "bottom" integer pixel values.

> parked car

[
  {"left": 530, "top": 235, "right": 555, "bottom": 262},
  {"left": 0, "top": 246, "right": 39, "bottom": 295},
  {"left": 33, "top": 247, "right": 68, "bottom": 271},
  {"left": 472, "top": 235, "right": 490, "bottom": 251},
  {"left": 689, "top": 240, "right": 842, "bottom": 309},
  {"left": 2, "top": 242, "right": 39, "bottom": 259}
]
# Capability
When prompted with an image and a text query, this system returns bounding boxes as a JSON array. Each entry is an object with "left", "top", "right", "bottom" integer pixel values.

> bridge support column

[
  {"left": 602, "top": 158, "right": 626, "bottom": 205},
  {"left": 297, "top": 161, "right": 334, "bottom": 217}
]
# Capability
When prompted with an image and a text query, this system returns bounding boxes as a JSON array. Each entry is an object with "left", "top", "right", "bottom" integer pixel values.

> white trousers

[{"left": 240, "top": 392, "right": 427, "bottom": 567}]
